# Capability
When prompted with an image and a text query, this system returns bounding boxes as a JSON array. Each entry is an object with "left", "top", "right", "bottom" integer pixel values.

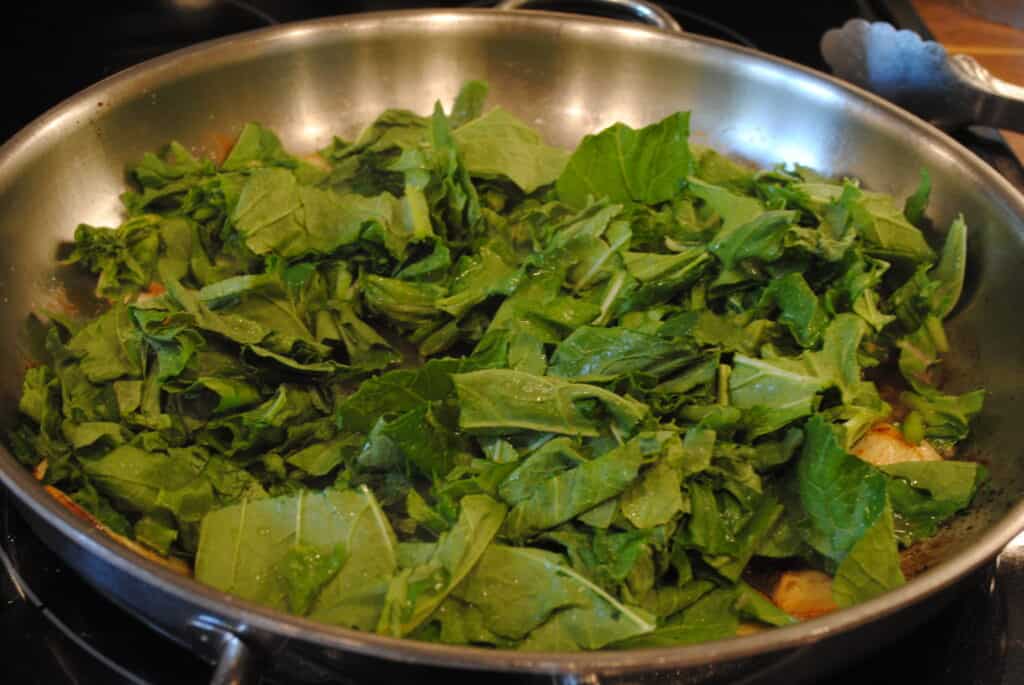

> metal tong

[{"left": 822, "top": 18, "right": 1024, "bottom": 132}]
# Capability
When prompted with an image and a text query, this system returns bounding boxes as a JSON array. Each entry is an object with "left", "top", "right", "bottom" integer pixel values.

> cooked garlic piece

[
  {"left": 771, "top": 570, "right": 838, "bottom": 620},
  {"left": 851, "top": 422, "right": 942, "bottom": 466}
]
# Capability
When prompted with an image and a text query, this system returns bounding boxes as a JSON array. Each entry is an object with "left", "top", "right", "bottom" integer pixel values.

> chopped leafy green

[{"left": 12, "top": 82, "right": 985, "bottom": 652}]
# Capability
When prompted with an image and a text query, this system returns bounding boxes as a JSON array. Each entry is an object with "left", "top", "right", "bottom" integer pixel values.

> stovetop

[{"left": 3, "top": 2, "right": 1024, "bottom": 684}]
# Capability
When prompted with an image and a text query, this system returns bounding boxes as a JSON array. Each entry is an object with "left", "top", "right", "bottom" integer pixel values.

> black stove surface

[{"left": 3, "top": 2, "right": 1024, "bottom": 684}]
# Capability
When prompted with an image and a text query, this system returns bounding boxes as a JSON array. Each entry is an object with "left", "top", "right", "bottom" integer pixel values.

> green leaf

[
  {"left": 705, "top": 495, "right": 784, "bottom": 581},
  {"left": 797, "top": 415, "right": 887, "bottom": 562},
  {"left": 486, "top": 266, "right": 601, "bottom": 344},
  {"left": 377, "top": 494, "right": 505, "bottom": 636},
  {"left": 930, "top": 215, "right": 967, "bottom": 319},
  {"left": 321, "top": 302, "right": 400, "bottom": 370},
  {"left": 231, "top": 167, "right": 416, "bottom": 259},
  {"left": 66, "top": 305, "right": 145, "bottom": 383},
  {"left": 805, "top": 313, "right": 868, "bottom": 405},
  {"left": 557, "top": 112, "right": 693, "bottom": 208},
  {"left": 498, "top": 437, "right": 585, "bottom": 506},
  {"left": 620, "top": 459, "right": 684, "bottom": 529},
  {"left": 502, "top": 433, "right": 666, "bottom": 539},
  {"left": 222, "top": 122, "right": 299, "bottom": 171},
  {"left": 796, "top": 182, "right": 935, "bottom": 262},
  {"left": 638, "top": 580, "right": 716, "bottom": 619},
  {"left": 362, "top": 275, "right": 446, "bottom": 327},
  {"left": 832, "top": 500, "right": 905, "bottom": 607},
  {"left": 708, "top": 210, "right": 797, "bottom": 272},
  {"left": 453, "top": 108, "right": 570, "bottom": 192},
  {"left": 883, "top": 460, "right": 987, "bottom": 543},
  {"left": 735, "top": 582, "right": 796, "bottom": 627},
  {"left": 63, "top": 216, "right": 162, "bottom": 299},
  {"left": 549, "top": 326, "right": 695, "bottom": 382},
  {"left": 884, "top": 460, "right": 986, "bottom": 506},
  {"left": 82, "top": 445, "right": 216, "bottom": 525},
  {"left": 436, "top": 247, "right": 522, "bottom": 318},
  {"left": 454, "top": 544, "right": 655, "bottom": 647},
  {"left": 695, "top": 148, "right": 755, "bottom": 185},
  {"left": 287, "top": 436, "right": 358, "bottom": 477},
  {"left": 453, "top": 369, "right": 648, "bottom": 438},
  {"left": 899, "top": 388, "right": 984, "bottom": 444},
  {"left": 612, "top": 588, "right": 740, "bottom": 648},
  {"left": 357, "top": 404, "right": 456, "bottom": 478},
  {"left": 614, "top": 247, "right": 712, "bottom": 317},
  {"left": 903, "top": 169, "right": 931, "bottom": 225},
  {"left": 415, "top": 597, "right": 509, "bottom": 646},
  {"left": 688, "top": 177, "right": 764, "bottom": 233},
  {"left": 18, "top": 366, "right": 56, "bottom": 426},
  {"left": 337, "top": 358, "right": 464, "bottom": 433},
  {"left": 130, "top": 308, "right": 204, "bottom": 384},
  {"left": 61, "top": 420, "right": 126, "bottom": 451},
  {"left": 70, "top": 481, "right": 133, "bottom": 536},
  {"left": 660, "top": 311, "right": 763, "bottom": 355},
  {"left": 195, "top": 487, "right": 398, "bottom": 630},
  {"left": 405, "top": 489, "right": 451, "bottom": 536},
  {"left": 277, "top": 543, "right": 347, "bottom": 615},
  {"left": 759, "top": 272, "right": 829, "bottom": 348},
  {"left": 183, "top": 377, "right": 262, "bottom": 415},
  {"left": 729, "top": 355, "right": 826, "bottom": 438},
  {"left": 448, "top": 80, "right": 489, "bottom": 128},
  {"left": 131, "top": 515, "right": 177, "bottom": 555},
  {"left": 198, "top": 385, "right": 320, "bottom": 457},
  {"left": 896, "top": 318, "right": 944, "bottom": 392}
]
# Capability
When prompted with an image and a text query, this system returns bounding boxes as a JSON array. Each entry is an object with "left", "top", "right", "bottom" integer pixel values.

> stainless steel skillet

[{"left": 1, "top": 3, "right": 1023, "bottom": 683}]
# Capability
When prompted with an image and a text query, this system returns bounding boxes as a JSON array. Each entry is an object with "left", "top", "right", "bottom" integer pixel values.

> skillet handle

[
  {"left": 494, "top": 0, "right": 683, "bottom": 33},
  {"left": 556, "top": 674, "right": 602, "bottom": 685},
  {"left": 209, "top": 631, "right": 260, "bottom": 685}
]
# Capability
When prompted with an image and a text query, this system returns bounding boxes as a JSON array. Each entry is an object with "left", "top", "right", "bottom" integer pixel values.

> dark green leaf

[
  {"left": 797, "top": 415, "right": 887, "bottom": 562},
  {"left": 903, "top": 169, "right": 931, "bottom": 226},
  {"left": 759, "top": 272, "right": 828, "bottom": 348}
]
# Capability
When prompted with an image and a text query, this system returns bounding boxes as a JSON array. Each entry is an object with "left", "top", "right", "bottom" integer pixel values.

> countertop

[{"left": 913, "top": 0, "right": 1024, "bottom": 159}]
